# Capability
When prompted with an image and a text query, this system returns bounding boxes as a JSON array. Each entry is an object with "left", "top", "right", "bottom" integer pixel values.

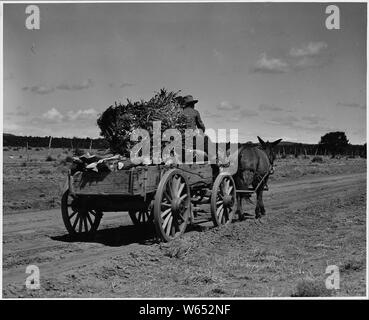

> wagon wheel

[
  {"left": 61, "top": 190, "right": 102, "bottom": 236},
  {"left": 153, "top": 169, "right": 191, "bottom": 242},
  {"left": 129, "top": 201, "right": 154, "bottom": 226},
  {"left": 211, "top": 173, "right": 236, "bottom": 227}
]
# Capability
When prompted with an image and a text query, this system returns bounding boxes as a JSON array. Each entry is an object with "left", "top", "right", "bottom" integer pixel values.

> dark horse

[{"left": 233, "top": 136, "right": 282, "bottom": 219}]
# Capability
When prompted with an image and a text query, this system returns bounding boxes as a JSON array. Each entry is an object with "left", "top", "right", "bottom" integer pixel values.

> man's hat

[{"left": 182, "top": 95, "right": 198, "bottom": 106}]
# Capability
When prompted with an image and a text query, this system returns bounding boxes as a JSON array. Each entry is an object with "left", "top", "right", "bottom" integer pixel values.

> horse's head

[{"left": 257, "top": 136, "right": 282, "bottom": 165}]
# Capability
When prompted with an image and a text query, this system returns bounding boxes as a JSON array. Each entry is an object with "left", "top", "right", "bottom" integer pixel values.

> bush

[
  {"left": 59, "top": 156, "right": 73, "bottom": 166},
  {"left": 46, "top": 155, "right": 55, "bottom": 161},
  {"left": 311, "top": 156, "right": 323, "bottom": 163},
  {"left": 291, "top": 279, "right": 332, "bottom": 297},
  {"left": 73, "top": 148, "right": 85, "bottom": 157}
]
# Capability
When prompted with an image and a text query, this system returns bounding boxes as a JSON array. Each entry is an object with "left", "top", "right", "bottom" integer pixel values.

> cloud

[
  {"left": 217, "top": 101, "right": 241, "bottom": 111},
  {"left": 239, "top": 109, "right": 258, "bottom": 117},
  {"left": 67, "top": 108, "right": 98, "bottom": 121},
  {"left": 301, "top": 114, "right": 325, "bottom": 125},
  {"left": 337, "top": 102, "right": 366, "bottom": 110},
  {"left": 258, "top": 104, "right": 284, "bottom": 112},
  {"left": 16, "top": 107, "right": 30, "bottom": 117},
  {"left": 252, "top": 53, "right": 289, "bottom": 74},
  {"left": 290, "top": 42, "right": 331, "bottom": 70},
  {"left": 120, "top": 82, "right": 134, "bottom": 88},
  {"left": 252, "top": 42, "right": 330, "bottom": 74},
  {"left": 56, "top": 79, "right": 94, "bottom": 91},
  {"left": 35, "top": 107, "right": 98, "bottom": 125},
  {"left": 23, "top": 79, "right": 94, "bottom": 95},
  {"left": 108, "top": 82, "right": 135, "bottom": 88},
  {"left": 214, "top": 101, "right": 258, "bottom": 120},
  {"left": 23, "top": 85, "right": 55, "bottom": 95},
  {"left": 268, "top": 115, "right": 299, "bottom": 126},
  {"left": 267, "top": 115, "right": 335, "bottom": 134},
  {"left": 5, "top": 106, "right": 30, "bottom": 118},
  {"left": 42, "top": 108, "right": 64, "bottom": 123},
  {"left": 289, "top": 42, "right": 328, "bottom": 57}
]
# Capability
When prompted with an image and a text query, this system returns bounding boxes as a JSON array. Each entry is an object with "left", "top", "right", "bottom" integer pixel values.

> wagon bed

[{"left": 69, "top": 163, "right": 214, "bottom": 197}]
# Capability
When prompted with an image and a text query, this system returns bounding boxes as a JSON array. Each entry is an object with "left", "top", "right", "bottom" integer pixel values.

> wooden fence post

[
  {"left": 26, "top": 141, "right": 30, "bottom": 162},
  {"left": 48, "top": 136, "right": 52, "bottom": 156}
]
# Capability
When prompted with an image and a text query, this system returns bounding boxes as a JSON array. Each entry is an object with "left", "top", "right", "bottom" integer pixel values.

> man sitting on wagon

[
  {"left": 180, "top": 95, "right": 209, "bottom": 163},
  {"left": 181, "top": 95, "right": 206, "bottom": 133}
]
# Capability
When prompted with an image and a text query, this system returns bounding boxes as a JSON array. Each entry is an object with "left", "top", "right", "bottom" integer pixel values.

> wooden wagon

[{"left": 61, "top": 161, "right": 268, "bottom": 242}]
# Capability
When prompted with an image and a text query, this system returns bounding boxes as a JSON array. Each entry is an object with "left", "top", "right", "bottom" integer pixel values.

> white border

[{"left": 0, "top": 0, "right": 368, "bottom": 301}]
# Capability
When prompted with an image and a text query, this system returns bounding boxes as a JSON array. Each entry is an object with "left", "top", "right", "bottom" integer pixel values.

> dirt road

[{"left": 3, "top": 172, "right": 366, "bottom": 297}]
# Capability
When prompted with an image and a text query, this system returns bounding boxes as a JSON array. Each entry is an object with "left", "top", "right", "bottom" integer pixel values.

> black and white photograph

[{"left": 1, "top": 0, "right": 367, "bottom": 302}]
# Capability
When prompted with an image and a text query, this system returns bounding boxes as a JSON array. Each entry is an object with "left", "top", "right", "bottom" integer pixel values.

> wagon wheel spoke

[
  {"left": 69, "top": 210, "right": 78, "bottom": 219},
  {"left": 162, "top": 211, "right": 172, "bottom": 230},
  {"left": 223, "top": 207, "right": 229, "bottom": 222},
  {"left": 83, "top": 216, "right": 89, "bottom": 232},
  {"left": 165, "top": 216, "right": 173, "bottom": 236},
  {"left": 72, "top": 215, "right": 80, "bottom": 230},
  {"left": 171, "top": 221, "right": 177, "bottom": 236},
  {"left": 167, "top": 179, "right": 175, "bottom": 198},
  {"left": 142, "top": 211, "right": 147, "bottom": 223},
  {"left": 144, "top": 210, "right": 150, "bottom": 222},
  {"left": 226, "top": 185, "right": 233, "bottom": 195},
  {"left": 78, "top": 216, "right": 83, "bottom": 233},
  {"left": 177, "top": 181, "right": 185, "bottom": 197},
  {"left": 172, "top": 176, "right": 180, "bottom": 196},
  {"left": 161, "top": 208, "right": 171, "bottom": 219},
  {"left": 86, "top": 211, "right": 93, "bottom": 227},
  {"left": 161, "top": 202, "right": 171, "bottom": 208},
  {"left": 217, "top": 205, "right": 224, "bottom": 222}
]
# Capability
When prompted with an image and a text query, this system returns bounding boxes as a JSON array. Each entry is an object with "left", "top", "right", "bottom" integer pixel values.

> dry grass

[{"left": 291, "top": 278, "right": 333, "bottom": 297}]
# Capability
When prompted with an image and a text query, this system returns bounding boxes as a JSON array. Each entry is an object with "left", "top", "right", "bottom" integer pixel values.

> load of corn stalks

[{"left": 97, "top": 88, "right": 188, "bottom": 156}]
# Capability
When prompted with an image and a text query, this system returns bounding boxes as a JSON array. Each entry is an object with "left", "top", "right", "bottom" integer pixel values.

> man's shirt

[{"left": 182, "top": 106, "right": 206, "bottom": 132}]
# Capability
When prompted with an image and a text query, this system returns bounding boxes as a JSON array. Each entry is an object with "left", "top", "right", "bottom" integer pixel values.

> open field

[
  {"left": 2, "top": 147, "right": 367, "bottom": 298},
  {"left": 3, "top": 148, "right": 102, "bottom": 213},
  {"left": 2, "top": 147, "right": 367, "bottom": 213}
]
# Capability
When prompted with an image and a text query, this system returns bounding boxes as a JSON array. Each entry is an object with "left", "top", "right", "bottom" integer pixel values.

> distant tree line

[
  {"left": 3, "top": 131, "right": 366, "bottom": 158},
  {"left": 3, "top": 133, "right": 109, "bottom": 150}
]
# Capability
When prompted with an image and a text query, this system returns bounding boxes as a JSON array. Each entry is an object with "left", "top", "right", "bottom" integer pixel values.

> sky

[{"left": 3, "top": 2, "right": 367, "bottom": 144}]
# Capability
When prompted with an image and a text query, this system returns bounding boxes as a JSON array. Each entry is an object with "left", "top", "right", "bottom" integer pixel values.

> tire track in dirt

[{"left": 3, "top": 172, "right": 366, "bottom": 289}]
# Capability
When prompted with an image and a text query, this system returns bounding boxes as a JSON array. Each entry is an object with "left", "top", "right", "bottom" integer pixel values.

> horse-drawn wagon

[
  {"left": 61, "top": 162, "right": 240, "bottom": 242},
  {"left": 61, "top": 137, "right": 280, "bottom": 242}
]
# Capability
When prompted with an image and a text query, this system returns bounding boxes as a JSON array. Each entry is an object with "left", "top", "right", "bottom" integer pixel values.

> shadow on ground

[
  {"left": 51, "top": 211, "right": 257, "bottom": 247},
  {"left": 51, "top": 224, "right": 158, "bottom": 247}
]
